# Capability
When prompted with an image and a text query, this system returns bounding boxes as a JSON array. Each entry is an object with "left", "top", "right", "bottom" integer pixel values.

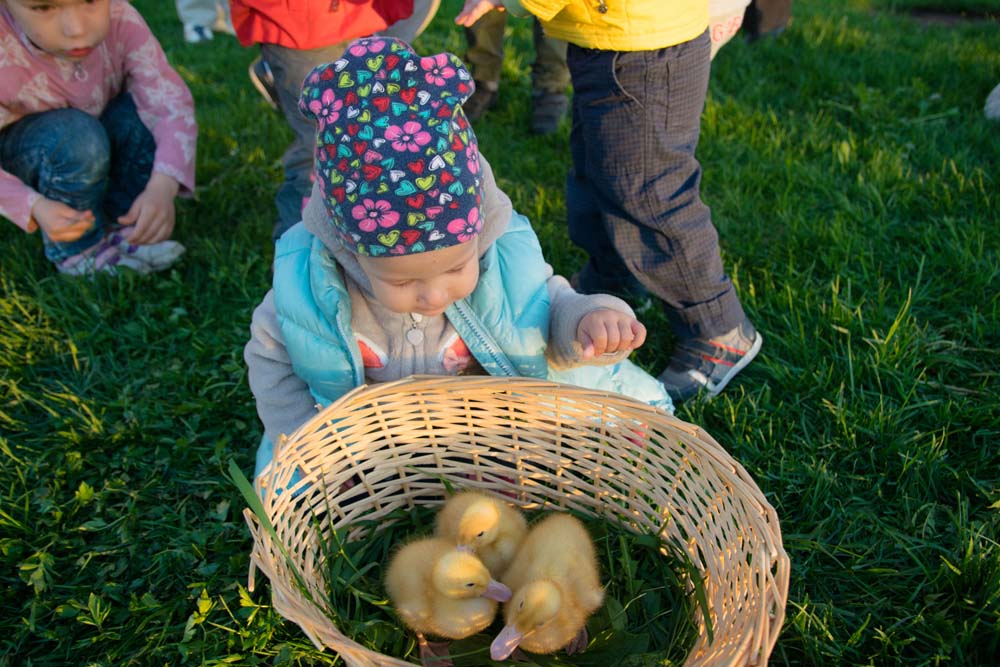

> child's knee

[{"left": 47, "top": 109, "right": 111, "bottom": 184}]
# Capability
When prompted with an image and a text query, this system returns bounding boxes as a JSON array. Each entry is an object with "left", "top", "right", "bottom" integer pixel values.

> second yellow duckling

[
  {"left": 434, "top": 490, "right": 528, "bottom": 577},
  {"left": 385, "top": 536, "right": 511, "bottom": 666},
  {"left": 490, "top": 513, "right": 605, "bottom": 661}
]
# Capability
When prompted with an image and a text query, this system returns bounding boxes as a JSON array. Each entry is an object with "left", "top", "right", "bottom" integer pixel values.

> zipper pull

[
  {"left": 405, "top": 313, "right": 424, "bottom": 346},
  {"left": 598, "top": 0, "right": 608, "bottom": 13}
]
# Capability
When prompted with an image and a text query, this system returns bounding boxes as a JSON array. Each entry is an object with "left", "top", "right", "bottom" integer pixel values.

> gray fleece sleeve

[
  {"left": 545, "top": 268, "right": 638, "bottom": 369},
  {"left": 244, "top": 290, "right": 319, "bottom": 444}
]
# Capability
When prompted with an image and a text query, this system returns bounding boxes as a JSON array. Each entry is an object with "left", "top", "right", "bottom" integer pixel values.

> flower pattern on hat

[{"left": 299, "top": 37, "right": 483, "bottom": 257}]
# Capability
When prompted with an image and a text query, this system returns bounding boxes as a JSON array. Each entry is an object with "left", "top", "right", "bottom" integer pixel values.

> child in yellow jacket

[{"left": 455, "top": 0, "right": 762, "bottom": 402}]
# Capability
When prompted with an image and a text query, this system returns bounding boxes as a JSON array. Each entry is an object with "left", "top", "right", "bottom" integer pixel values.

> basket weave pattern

[{"left": 245, "top": 376, "right": 789, "bottom": 667}]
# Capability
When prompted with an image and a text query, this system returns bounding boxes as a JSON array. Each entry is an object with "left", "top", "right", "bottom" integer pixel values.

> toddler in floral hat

[
  {"left": 244, "top": 37, "right": 674, "bottom": 482},
  {"left": 299, "top": 36, "right": 485, "bottom": 258}
]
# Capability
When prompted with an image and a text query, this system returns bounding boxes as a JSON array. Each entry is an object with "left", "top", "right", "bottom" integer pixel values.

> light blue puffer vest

[{"left": 256, "top": 215, "right": 673, "bottom": 477}]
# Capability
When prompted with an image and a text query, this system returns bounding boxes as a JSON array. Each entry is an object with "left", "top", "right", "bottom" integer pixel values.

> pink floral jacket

[{"left": 0, "top": 0, "right": 196, "bottom": 231}]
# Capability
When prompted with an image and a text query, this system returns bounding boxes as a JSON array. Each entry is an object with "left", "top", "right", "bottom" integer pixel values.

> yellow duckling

[
  {"left": 490, "top": 513, "right": 605, "bottom": 661},
  {"left": 434, "top": 490, "right": 528, "bottom": 577},
  {"left": 385, "top": 536, "right": 511, "bottom": 667}
]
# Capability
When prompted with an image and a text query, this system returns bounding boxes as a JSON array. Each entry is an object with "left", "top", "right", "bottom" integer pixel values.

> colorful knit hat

[{"left": 298, "top": 37, "right": 483, "bottom": 257}]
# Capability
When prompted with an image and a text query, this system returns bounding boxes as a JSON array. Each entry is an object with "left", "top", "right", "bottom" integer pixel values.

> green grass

[
  {"left": 1, "top": 0, "right": 998, "bottom": 665},
  {"left": 876, "top": 0, "right": 1000, "bottom": 15}
]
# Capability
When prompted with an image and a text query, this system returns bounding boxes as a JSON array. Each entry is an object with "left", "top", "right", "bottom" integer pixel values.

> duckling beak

[
  {"left": 490, "top": 623, "right": 524, "bottom": 661},
  {"left": 483, "top": 579, "right": 511, "bottom": 602}
]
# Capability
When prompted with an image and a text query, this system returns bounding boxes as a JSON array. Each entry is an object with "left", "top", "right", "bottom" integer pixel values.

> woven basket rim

[{"left": 245, "top": 375, "right": 790, "bottom": 667}]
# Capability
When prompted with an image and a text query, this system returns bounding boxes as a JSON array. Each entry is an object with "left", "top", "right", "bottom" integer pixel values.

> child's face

[
  {"left": 357, "top": 239, "right": 480, "bottom": 317},
  {"left": 5, "top": 0, "right": 111, "bottom": 60}
]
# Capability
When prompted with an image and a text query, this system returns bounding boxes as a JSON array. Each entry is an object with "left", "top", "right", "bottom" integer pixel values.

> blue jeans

[
  {"left": 0, "top": 93, "right": 154, "bottom": 263},
  {"left": 565, "top": 31, "right": 746, "bottom": 341},
  {"left": 261, "top": 41, "right": 350, "bottom": 240}
]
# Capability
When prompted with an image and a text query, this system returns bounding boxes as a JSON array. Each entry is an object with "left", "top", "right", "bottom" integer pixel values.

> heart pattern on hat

[{"left": 299, "top": 37, "right": 484, "bottom": 257}]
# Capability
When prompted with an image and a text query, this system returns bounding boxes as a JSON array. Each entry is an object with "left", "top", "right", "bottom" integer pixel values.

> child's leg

[
  {"left": 175, "top": 0, "right": 216, "bottom": 26},
  {"left": 566, "top": 85, "right": 649, "bottom": 300},
  {"left": 99, "top": 93, "right": 156, "bottom": 226},
  {"left": 529, "top": 17, "right": 569, "bottom": 134},
  {"left": 214, "top": 0, "right": 234, "bottom": 34},
  {"left": 531, "top": 17, "right": 569, "bottom": 95},
  {"left": 566, "top": 108, "right": 642, "bottom": 298},
  {"left": 460, "top": 9, "right": 505, "bottom": 121},
  {"left": 97, "top": 93, "right": 186, "bottom": 273},
  {"left": 0, "top": 108, "right": 109, "bottom": 264},
  {"left": 464, "top": 9, "right": 506, "bottom": 87},
  {"left": 564, "top": 34, "right": 745, "bottom": 341},
  {"left": 175, "top": 0, "right": 216, "bottom": 41},
  {"left": 262, "top": 42, "right": 350, "bottom": 240}
]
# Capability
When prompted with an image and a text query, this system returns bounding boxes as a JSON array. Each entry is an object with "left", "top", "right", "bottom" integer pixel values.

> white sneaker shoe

[
  {"left": 57, "top": 234, "right": 185, "bottom": 276},
  {"left": 183, "top": 23, "right": 213, "bottom": 43},
  {"left": 117, "top": 239, "right": 186, "bottom": 273},
  {"left": 57, "top": 237, "right": 122, "bottom": 276}
]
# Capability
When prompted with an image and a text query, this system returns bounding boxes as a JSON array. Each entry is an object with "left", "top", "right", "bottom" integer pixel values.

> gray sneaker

[{"left": 658, "top": 319, "right": 762, "bottom": 402}]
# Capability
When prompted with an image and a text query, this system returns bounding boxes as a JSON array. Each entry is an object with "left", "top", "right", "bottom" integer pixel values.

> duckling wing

[
  {"left": 558, "top": 521, "right": 605, "bottom": 614},
  {"left": 486, "top": 505, "right": 528, "bottom": 573},
  {"left": 510, "top": 514, "right": 604, "bottom": 613},
  {"left": 569, "top": 572, "right": 605, "bottom": 615},
  {"left": 385, "top": 539, "right": 443, "bottom": 633}
]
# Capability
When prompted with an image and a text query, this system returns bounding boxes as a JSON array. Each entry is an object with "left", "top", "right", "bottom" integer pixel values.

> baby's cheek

[
  {"left": 374, "top": 289, "right": 406, "bottom": 313},
  {"left": 460, "top": 265, "right": 480, "bottom": 299}
]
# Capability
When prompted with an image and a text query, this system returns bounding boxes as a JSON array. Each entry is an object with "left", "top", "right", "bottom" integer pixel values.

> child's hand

[
  {"left": 30, "top": 197, "right": 94, "bottom": 242},
  {"left": 117, "top": 172, "right": 178, "bottom": 245},
  {"left": 455, "top": 0, "right": 503, "bottom": 27},
  {"left": 577, "top": 309, "right": 647, "bottom": 359}
]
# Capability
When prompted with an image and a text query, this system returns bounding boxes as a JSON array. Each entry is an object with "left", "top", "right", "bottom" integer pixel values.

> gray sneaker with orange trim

[{"left": 658, "top": 318, "right": 762, "bottom": 402}]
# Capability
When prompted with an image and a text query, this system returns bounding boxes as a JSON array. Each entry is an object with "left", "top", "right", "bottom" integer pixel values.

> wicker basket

[{"left": 244, "top": 375, "right": 789, "bottom": 667}]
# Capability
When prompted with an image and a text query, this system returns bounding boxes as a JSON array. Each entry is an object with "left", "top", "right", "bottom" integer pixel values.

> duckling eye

[
  {"left": 466, "top": 582, "right": 475, "bottom": 588},
  {"left": 517, "top": 601, "right": 524, "bottom": 610},
  {"left": 476, "top": 531, "right": 486, "bottom": 538}
]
